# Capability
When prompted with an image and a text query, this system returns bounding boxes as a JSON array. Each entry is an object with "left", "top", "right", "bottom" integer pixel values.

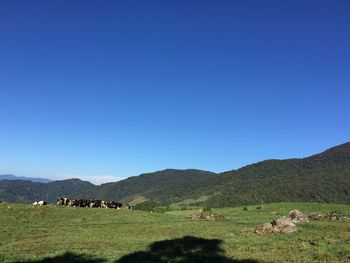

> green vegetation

[
  {"left": 80, "top": 169, "right": 217, "bottom": 204},
  {"left": 79, "top": 142, "right": 350, "bottom": 207},
  {"left": 1, "top": 142, "right": 350, "bottom": 207},
  {"left": 0, "top": 179, "right": 94, "bottom": 203},
  {"left": 0, "top": 202, "right": 349, "bottom": 262}
]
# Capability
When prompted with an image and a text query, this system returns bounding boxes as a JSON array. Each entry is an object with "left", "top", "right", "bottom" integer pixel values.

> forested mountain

[
  {"left": 203, "top": 142, "right": 350, "bottom": 207},
  {"left": 0, "top": 179, "right": 95, "bottom": 203},
  {"left": 81, "top": 142, "right": 350, "bottom": 206},
  {"left": 79, "top": 169, "right": 217, "bottom": 203},
  {"left": 1, "top": 142, "right": 349, "bottom": 206}
]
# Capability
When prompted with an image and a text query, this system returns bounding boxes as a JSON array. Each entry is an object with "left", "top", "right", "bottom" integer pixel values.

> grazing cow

[
  {"left": 56, "top": 198, "right": 62, "bottom": 205},
  {"left": 33, "top": 200, "right": 47, "bottom": 206},
  {"left": 126, "top": 204, "right": 134, "bottom": 210},
  {"left": 101, "top": 201, "right": 108, "bottom": 208},
  {"left": 57, "top": 197, "right": 73, "bottom": 206},
  {"left": 76, "top": 199, "right": 87, "bottom": 207},
  {"left": 95, "top": 200, "right": 102, "bottom": 208},
  {"left": 89, "top": 200, "right": 102, "bottom": 208},
  {"left": 57, "top": 197, "right": 66, "bottom": 206},
  {"left": 82, "top": 199, "right": 90, "bottom": 207},
  {"left": 56, "top": 197, "right": 123, "bottom": 209},
  {"left": 107, "top": 201, "right": 123, "bottom": 209}
]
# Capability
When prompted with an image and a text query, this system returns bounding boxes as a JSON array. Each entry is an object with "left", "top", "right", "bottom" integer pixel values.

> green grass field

[{"left": 0, "top": 202, "right": 349, "bottom": 262}]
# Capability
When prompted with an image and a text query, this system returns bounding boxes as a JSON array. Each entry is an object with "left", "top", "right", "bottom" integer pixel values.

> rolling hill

[
  {"left": 0, "top": 142, "right": 349, "bottom": 206},
  {"left": 0, "top": 178, "right": 95, "bottom": 203},
  {"left": 78, "top": 169, "right": 217, "bottom": 203},
  {"left": 82, "top": 142, "right": 350, "bottom": 206},
  {"left": 203, "top": 141, "right": 350, "bottom": 206}
]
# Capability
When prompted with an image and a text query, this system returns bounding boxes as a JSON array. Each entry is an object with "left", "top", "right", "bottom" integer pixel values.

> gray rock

[
  {"left": 272, "top": 217, "right": 293, "bottom": 232},
  {"left": 280, "top": 223, "right": 297, "bottom": 234},
  {"left": 308, "top": 212, "right": 323, "bottom": 220},
  {"left": 289, "top": 209, "right": 309, "bottom": 223},
  {"left": 255, "top": 223, "right": 273, "bottom": 235}
]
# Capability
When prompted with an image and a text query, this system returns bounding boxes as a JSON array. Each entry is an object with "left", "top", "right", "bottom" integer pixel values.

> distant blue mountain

[{"left": 0, "top": 174, "right": 52, "bottom": 183}]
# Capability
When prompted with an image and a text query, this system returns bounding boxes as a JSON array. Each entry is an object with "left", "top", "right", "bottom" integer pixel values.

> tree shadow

[
  {"left": 14, "top": 236, "right": 269, "bottom": 263},
  {"left": 115, "top": 236, "right": 265, "bottom": 263},
  {"left": 14, "top": 252, "right": 106, "bottom": 263}
]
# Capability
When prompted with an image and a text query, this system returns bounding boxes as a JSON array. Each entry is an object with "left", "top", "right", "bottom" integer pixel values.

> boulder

[
  {"left": 272, "top": 217, "right": 292, "bottom": 228},
  {"left": 308, "top": 212, "right": 323, "bottom": 220},
  {"left": 280, "top": 224, "right": 297, "bottom": 234},
  {"left": 191, "top": 210, "right": 205, "bottom": 220},
  {"left": 206, "top": 214, "right": 215, "bottom": 220},
  {"left": 326, "top": 212, "right": 350, "bottom": 221},
  {"left": 272, "top": 217, "right": 297, "bottom": 233},
  {"left": 255, "top": 223, "right": 273, "bottom": 235},
  {"left": 191, "top": 210, "right": 218, "bottom": 220},
  {"left": 327, "top": 211, "right": 339, "bottom": 221},
  {"left": 288, "top": 209, "right": 309, "bottom": 223}
]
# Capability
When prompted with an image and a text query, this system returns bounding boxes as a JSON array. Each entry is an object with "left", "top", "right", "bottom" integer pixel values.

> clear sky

[{"left": 0, "top": 1, "right": 349, "bottom": 184}]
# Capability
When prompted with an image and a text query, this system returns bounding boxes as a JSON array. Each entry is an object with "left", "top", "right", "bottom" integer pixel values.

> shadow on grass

[
  {"left": 115, "top": 236, "right": 264, "bottom": 263},
  {"left": 15, "top": 236, "right": 267, "bottom": 263},
  {"left": 14, "top": 252, "right": 106, "bottom": 263}
]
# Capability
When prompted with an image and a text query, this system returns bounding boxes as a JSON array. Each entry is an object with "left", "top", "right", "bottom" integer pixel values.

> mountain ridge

[
  {"left": 1, "top": 142, "right": 349, "bottom": 206},
  {"left": 0, "top": 174, "right": 52, "bottom": 183}
]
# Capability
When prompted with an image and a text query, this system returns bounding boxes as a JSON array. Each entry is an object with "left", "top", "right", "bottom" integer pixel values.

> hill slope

[
  {"left": 0, "top": 178, "right": 95, "bottom": 203},
  {"left": 1, "top": 142, "right": 349, "bottom": 206},
  {"left": 82, "top": 142, "right": 350, "bottom": 206},
  {"left": 202, "top": 142, "right": 350, "bottom": 206},
  {"left": 79, "top": 169, "right": 217, "bottom": 203}
]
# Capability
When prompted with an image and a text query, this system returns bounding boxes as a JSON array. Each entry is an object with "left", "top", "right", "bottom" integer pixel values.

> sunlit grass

[{"left": 0, "top": 202, "right": 349, "bottom": 262}]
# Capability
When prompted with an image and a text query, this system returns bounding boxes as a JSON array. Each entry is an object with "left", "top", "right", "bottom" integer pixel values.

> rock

[
  {"left": 191, "top": 210, "right": 204, "bottom": 220},
  {"left": 340, "top": 216, "right": 350, "bottom": 221},
  {"left": 192, "top": 210, "right": 218, "bottom": 220},
  {"left": 255, "top": 223, "right": 273, "bottom": 235},
  {"left": 272, "top": 217, "right": 298, "bottom": 233},
  {"left": 327, "top": 211, "right": 339, "bottom": 220},
  {"left": 206, "top": 214, "right": 215, "bottom": 220},
  {"left": 272, "top": 217, "right": 292, "bottom": 230},
  {"left": 255, "top": 211, "right": 305, "bottom": 235},
  {"left": 280, "top": 223, "right": 297, "bottom": 234},
  {"left": 308, "top": 212, "right": 323, "bottom": 220},
  {"left": 289, "top": 209, "right": 309, "bottom": 223}
]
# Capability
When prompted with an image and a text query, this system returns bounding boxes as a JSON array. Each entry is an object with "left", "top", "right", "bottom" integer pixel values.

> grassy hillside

[
  {"left": 0, "top": 202, "right": 349, "bottom": 262},
  {"left": 0, "top": 179, "right": 95, "bottom": 203}
]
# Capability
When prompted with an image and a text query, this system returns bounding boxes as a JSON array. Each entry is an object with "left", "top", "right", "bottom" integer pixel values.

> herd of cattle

[{"left": 32, "top": 197, "right": 133, "bottom": 210}]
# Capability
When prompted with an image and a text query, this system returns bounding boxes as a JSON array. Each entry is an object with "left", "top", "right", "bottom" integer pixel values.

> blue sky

[{"left": 0, "top": 1, "right": 349, "bottom": 184}]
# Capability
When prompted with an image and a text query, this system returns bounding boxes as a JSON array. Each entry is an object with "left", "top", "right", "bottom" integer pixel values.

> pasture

[{"left": 0, "top": 202, "right": 349, "bottom": 262}]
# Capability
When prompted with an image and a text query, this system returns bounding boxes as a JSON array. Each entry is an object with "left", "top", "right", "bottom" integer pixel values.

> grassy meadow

[{"left": 0, "top": 202, "right": 349, "bottom": 263}]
